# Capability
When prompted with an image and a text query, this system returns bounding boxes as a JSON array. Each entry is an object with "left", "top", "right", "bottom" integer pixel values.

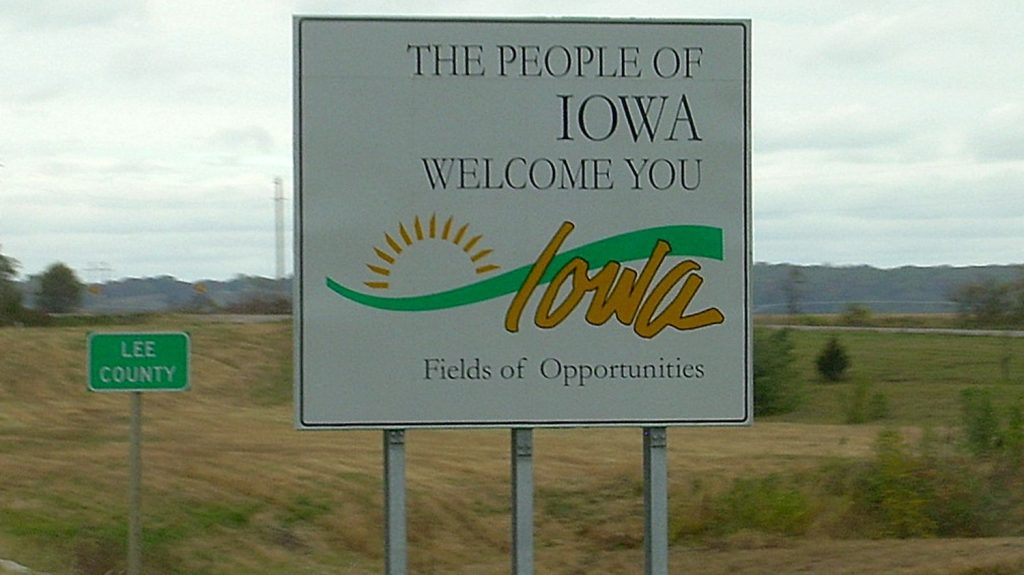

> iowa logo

[{"left": 326, "top": 216, "right": 725, "bottom": 339}]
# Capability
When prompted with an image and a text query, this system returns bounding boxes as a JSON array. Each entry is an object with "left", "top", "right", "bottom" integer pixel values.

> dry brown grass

[{"left": 2, "top": 317, "right": 1023, "bottom": 574}]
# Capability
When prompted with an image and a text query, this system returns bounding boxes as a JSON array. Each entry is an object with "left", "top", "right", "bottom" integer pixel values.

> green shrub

[
  {"left": 816, "top": 337, "right": 850, "bottom": 382},
  {"left": 961, "top": 388, "right": 1002, "bottom": 457},
  {"left": 1005, "top": 401, "right": 1024, "bottom": 461},
  {"left": 675, "top": 475, "right": 814, "bottom": 539},
  {"left": 850, "top": 430, "right": 937, "bottom": 538},
  {"left": 840, "top": 303, "right": 872, "bottom": 326},
  {"left": 845, "top": 380, "right": 890, "bottom": 424},
  {"left": 959, "top": 390, "right": 1024, "bottom": 464},
  {"left": 868, "top": 390, "right": 891, "bottom": 420},
  {"left": 714, "top": 476, "right": 814, "bottom": 536},
  {"left": 846, "top": 429, "right": 1002, "bottom": 538}
]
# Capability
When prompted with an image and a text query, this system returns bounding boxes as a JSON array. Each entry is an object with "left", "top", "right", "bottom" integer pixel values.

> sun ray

[
  {"left": 442, "top": 216, "right": 454, "bottom": 240},
  {"left": 414, "top": 216, "right": 424, "bottom": 241},
  {"left": 385, "top": 233, "right": 403, "bottom": 254},
  {"left": 463, "top": 234, "right": 482, "bottom": 253},
  {"left": 365, "top": 215, "right": 500, "bottom": 289},
  {"left": 470, "top": 248, "right": 493, "bottom": 263},
  {"left": 453, "top": 223, "right": 469, "bottom": 245},
  {"left": 374, "top": 247, "right": 395, "bottom": 265}
]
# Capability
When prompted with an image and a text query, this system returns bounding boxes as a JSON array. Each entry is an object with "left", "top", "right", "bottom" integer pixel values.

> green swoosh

[{"left": 325, "top": 225, "right": 723, "bottom": 311}]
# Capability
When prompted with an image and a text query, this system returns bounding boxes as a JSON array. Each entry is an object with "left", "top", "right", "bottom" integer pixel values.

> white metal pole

[
  {"left": 384, "top": 429, "right": 407, "bottom": 575},
  {"left": 511, "top": 428, "right": 534, "bottom": 575},
  {"left": 643, "top": 427, "right": 668, "bottom": 575}
]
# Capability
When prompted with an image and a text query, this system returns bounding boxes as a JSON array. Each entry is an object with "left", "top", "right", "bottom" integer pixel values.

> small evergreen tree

[
  {"left": 816, "top": 336, "right": 850, "bottom": 382},
  {"left": 753, "top": 328, "right": 802, "bottom": 416}
]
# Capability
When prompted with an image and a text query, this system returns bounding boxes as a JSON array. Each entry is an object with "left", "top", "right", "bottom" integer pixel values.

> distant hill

[
  {"left": 13, "top": 264, "right": 1024, "bottom": 315},
  {"left": 19, "top": 275, "right": 292, "bottom": 314},
  {"left": 753, "top": 263, "right": 1024, "bottom": 314}
]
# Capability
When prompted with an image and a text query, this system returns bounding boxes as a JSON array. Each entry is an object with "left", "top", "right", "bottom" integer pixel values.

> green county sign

[
  {"left": 295, "top": 17, "right": 751, "bottom": 428},
  {"left": 87, "top": 332, "right": 190, "bottom": 392}
]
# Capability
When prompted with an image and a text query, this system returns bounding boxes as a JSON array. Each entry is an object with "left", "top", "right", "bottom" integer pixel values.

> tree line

[
  {"left": 755, "top": 262, "right": 1024, "bottom": 314},
  {"left": 1, "top": 246, "right": 291, "bottom": 322},
  {"left": 951, "top": 276, "right": 1024, "bottom": 327},
  {"left": 5, "top": 245, "right": 1021, "bottom": 326},
  {"left": 0, "top": 248, "right": 84, "bottom": 325}
]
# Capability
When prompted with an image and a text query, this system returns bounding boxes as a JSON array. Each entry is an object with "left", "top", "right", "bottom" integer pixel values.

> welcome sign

[{"left": 295, "top": 17, "right": 751, "bottom": 428}]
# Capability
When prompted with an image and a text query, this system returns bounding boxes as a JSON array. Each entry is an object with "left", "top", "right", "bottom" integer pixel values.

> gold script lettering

[{"left": 504, "top": 221, "right": 725, "bottom": 338}]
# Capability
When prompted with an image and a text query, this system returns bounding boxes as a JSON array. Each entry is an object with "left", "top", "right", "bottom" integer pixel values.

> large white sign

[{"left": 295, "top": 17, "right": 750, "bottom": 428}]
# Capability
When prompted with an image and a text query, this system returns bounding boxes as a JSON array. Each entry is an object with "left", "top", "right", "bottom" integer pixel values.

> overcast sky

[{"left": 1, "top": 1, "right": 1021, "bottom": 282}]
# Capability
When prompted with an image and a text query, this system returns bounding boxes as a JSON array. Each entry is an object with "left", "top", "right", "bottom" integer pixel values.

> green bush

[
  {"left": 1005, "top": 402, "right": 1024, "bottom": 461},
  {"left": 850, "top": 430, "right": 937, "bottom": 538},
  {"left": 845, "top": 380, "right": 890, "bottom": 424},
  {"left": 961, "top": 388, "right": 1002, "bottom": 457},
  {"left": 846, "top": 429, "right": 1002, "bottom": 538},
  {"left": 671, "top": 427, "right": 1024, "bottom": 543},
  {"left": 816, "top": 337, "right": 850, "bottom": 382},
  {"left": 840, "top": 303, "right": 872, "bottom": 326},
  {"left": 714, "top": 476, "right": 814, "bottom": 536},
  {"left": 960, "top": 389, "right": 1024, "bottom": 463},
  {"left": 675, "top": 475, "right": 814, "bottom": 539}
]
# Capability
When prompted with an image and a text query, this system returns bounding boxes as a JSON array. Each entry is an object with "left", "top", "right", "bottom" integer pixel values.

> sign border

[{"left": 293, "top": 16, "right": 751, "bottom": 429}]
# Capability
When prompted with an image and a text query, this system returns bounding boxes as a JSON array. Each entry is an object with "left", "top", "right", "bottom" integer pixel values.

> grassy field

[
  {"left": 772, "top": 328, "right": 1024, "bottom": 427},
  {"left": 2, "top": 317, "right": 1024, "bottom": 574}
]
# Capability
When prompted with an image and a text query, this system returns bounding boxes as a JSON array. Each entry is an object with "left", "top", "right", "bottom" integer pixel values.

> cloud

[
  {"left": 805, "top": 12, "right": 912, "bottom": 68},
  {"left": 3, "top": 1, "right": 1022, "bottom": 280},
  {"left": 0, "top": 0, "right": 144, "bottom": 29},
  {"left": 757, "top": 104, "right": 908, "bottom": 154},
  {"left": 105, "top": 43, "right": 195, "bottom": 85},
  {"left": 207, "top": 127, "right": 275, "bottom": 154},
  {"left": 756, "top": 212, "right": 1024, "bottom": 268},
  {"left": 969, "top": 104, "right": 1024, "bottom": 161},
  {"left": 754, "top": 154, "right": 1024, "bottom": 267},
  {"left": 3, "top": 83, "right": 69, "bottom": 106}
]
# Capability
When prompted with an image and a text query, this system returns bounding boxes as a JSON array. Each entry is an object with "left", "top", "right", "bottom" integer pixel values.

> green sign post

[{"left": 87, "top": 331, "right": 190, "bottom": 575}]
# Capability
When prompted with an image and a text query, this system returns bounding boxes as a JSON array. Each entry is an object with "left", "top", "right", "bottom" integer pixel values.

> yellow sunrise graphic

[{"left": 365, "top": 214, "right": 500, "bottom": 291}]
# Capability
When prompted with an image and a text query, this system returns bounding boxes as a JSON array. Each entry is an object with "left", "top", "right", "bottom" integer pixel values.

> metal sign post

[
  {"left": 643, "top": 427, "right": 669, "bottom": 575},
  {"left": 384, "top": 430, "right": 407, "bottom": 575},
  {"left": 128, "top": 392, "right": 143, "bottom": 575},
  {"left": 511, "top": 428, "right": 534, "bottom": 575}
]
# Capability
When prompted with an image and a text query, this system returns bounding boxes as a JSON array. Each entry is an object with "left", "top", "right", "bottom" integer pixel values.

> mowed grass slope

[{"left": 1, "top": 318, "right": 1023, "bottom": 574}]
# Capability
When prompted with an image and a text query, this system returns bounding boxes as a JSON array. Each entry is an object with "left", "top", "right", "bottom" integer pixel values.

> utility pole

[
  {"left": 84, "top": 262, "right": 113, "bottom": 295},
  {"left": 274, "top": 177, "right": 285, "bottom": 280}
]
